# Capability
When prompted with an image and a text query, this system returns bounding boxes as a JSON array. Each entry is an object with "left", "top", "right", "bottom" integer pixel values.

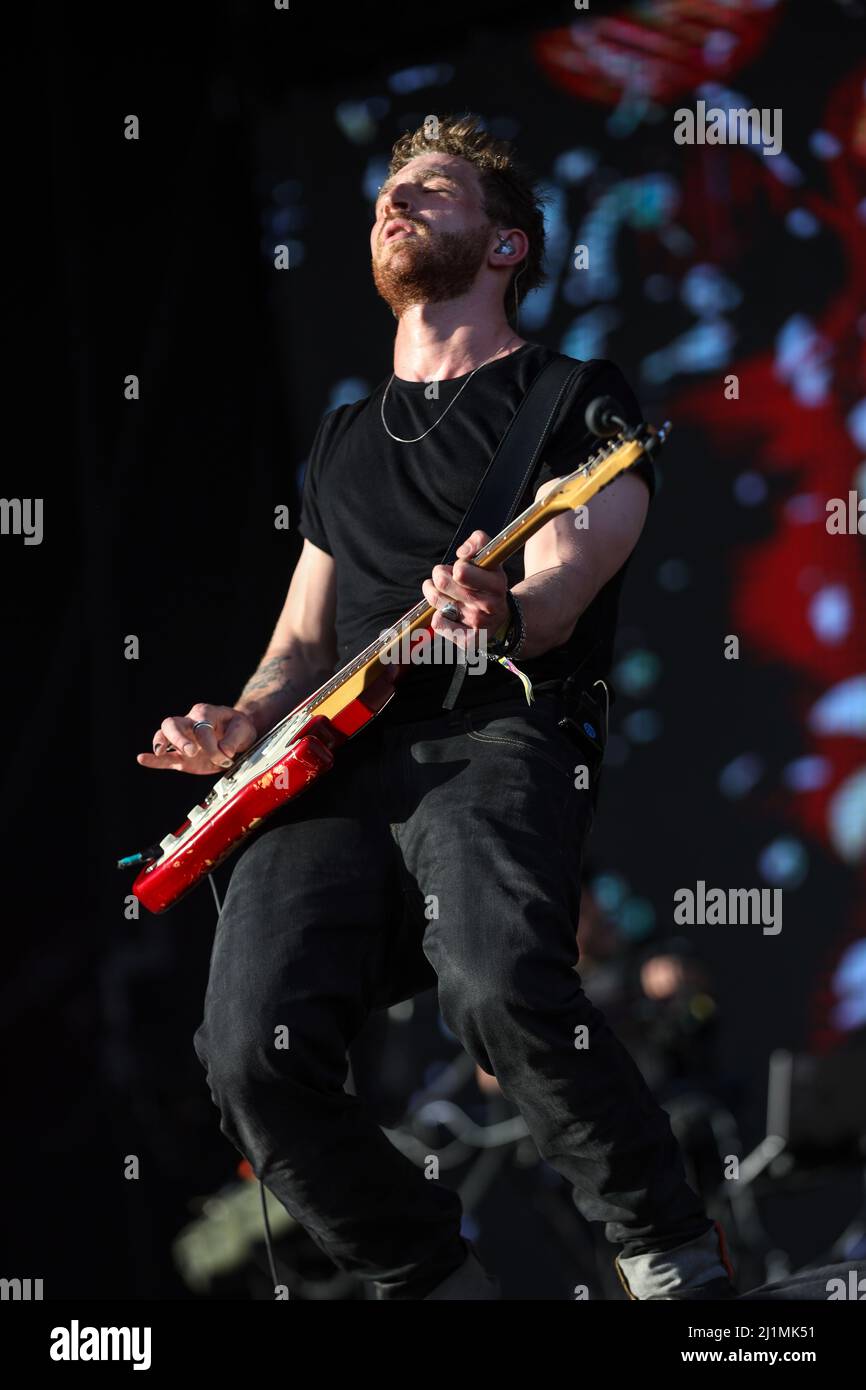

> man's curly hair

[{"left": 387, "top": 114, "right": 548, "bottom": 325}]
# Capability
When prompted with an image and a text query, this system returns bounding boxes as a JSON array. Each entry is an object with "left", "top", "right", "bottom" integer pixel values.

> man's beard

[{"left": 372, "top": 221, "right": 493, "bottom": 317}]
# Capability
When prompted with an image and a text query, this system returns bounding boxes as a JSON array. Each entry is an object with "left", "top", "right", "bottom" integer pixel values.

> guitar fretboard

[{"left": 303, "top": 435, "right": 619, "bottom": 710}]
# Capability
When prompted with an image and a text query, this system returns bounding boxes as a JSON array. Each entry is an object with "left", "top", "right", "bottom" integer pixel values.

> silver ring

[
  {"left": 193, "top": 720, "right": 215, "bottom": 732},
  {"left": 440, "top": 602, "right": 460, "bottom": 622}
]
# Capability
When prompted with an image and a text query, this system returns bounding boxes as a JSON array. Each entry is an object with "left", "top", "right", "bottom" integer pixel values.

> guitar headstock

[{"left": 542, "top": 421, "right": 670, "bottom": 515}]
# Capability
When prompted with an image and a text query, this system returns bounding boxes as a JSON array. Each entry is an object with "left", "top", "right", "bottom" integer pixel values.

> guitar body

[
  {"left": 132, "top": 673, "right": 397, "bottom": 914},
  {"left": 128, "top": 423, "right": 666, "bottom": 914}
]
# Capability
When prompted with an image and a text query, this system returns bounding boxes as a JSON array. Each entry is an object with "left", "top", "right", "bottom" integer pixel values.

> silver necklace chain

[{"left": 381, "top": 335, "right": 519, "bottom": 444}]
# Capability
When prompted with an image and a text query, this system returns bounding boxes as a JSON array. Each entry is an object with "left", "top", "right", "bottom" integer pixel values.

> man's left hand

[{"left": 422, "top": 530, "right": 509, "bottom": 650}]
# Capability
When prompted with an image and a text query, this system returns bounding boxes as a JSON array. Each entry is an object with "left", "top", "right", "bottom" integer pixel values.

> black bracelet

[{"left": 488, "top": 589, "right": 525, "bottom": 658}]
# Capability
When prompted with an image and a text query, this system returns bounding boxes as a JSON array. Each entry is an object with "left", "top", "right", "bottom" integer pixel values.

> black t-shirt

[{"left": 297, "top": 343, "right": 654, "bottom": 722}]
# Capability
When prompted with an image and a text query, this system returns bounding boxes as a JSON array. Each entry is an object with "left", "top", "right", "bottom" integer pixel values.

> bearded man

[{"left": 140, "top": 115, "right": 735, "bottom": 1302}]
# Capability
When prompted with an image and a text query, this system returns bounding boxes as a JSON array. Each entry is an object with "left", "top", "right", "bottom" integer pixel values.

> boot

[{"left": 615, "top": 1220, "right": 738, "bottom": 1300}]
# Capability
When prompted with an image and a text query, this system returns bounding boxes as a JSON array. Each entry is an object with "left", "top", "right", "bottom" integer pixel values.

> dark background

[{"left": 4, "top": 0, "right": 866, "bottom": 1297}]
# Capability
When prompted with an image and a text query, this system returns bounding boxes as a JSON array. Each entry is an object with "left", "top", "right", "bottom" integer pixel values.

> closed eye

[{"left": 375, "top": 176, "right": 459, "bottom": 212}]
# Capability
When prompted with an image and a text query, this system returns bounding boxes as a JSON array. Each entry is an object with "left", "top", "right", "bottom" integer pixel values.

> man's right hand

[{"left": 137, "top": 703, "right": 258, "bottom": 775}]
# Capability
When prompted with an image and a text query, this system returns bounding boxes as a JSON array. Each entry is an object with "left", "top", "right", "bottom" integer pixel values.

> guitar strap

[{"left": 437, "top": 353, "right": 597, "bottom": 710}]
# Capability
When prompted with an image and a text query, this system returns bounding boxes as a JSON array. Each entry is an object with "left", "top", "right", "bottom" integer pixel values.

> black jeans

[{"left": 193, "top": 687, "right": 711, "bottom": 1297}]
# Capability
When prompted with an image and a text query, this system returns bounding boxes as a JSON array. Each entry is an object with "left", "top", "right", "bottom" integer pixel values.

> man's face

[{"left": 370, "top": 152, "right": 496, "bottom": 316}]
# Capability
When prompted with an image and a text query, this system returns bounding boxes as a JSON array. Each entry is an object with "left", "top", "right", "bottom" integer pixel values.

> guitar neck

[
  {"left": 443, "top": 435, "right": 645, "bottom": 572},
  {"left": 292, "top": 432, "right": 648, "bottom": 724}
]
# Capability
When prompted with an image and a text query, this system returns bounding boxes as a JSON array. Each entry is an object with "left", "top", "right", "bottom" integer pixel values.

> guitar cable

[
  {"left": 206, "top": 870, "right": 286, "bottom": 1297},
  {"left": 592, "top": 679, "right": 610, "bottom": 744}
]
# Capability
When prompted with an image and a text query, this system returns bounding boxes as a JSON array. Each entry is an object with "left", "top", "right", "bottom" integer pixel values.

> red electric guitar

[{"left": 124, "top": 423, "right": 667, "bottom": 913}]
